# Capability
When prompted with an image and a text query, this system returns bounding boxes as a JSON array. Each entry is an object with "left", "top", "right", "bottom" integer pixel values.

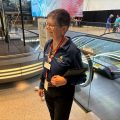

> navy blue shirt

[{"left": 39, "top": 37, "right": 86, "bottom": 89}]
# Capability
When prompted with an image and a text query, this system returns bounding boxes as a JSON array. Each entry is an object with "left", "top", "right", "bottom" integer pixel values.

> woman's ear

[{"left": 62, "top": 26, "right": 68, "bottom": 35}]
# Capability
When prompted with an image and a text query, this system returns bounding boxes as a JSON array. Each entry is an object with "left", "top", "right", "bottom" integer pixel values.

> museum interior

[{"left": 0, "top": 0, "right": 120, "bottom": 120}]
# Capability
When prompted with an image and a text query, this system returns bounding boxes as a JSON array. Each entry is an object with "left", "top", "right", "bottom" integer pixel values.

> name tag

[
  {"left": 44, "top": 62, "right": 51, "bottom": 70},
  {"left": 44, "top": 79, "right": 48, "bottom": 91}
]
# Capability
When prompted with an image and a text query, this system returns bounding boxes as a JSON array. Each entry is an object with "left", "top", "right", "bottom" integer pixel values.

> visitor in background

[
  {"left": 113, "top": 14, "right": 120, "bottom": 32},
  {"left": 104, "top": 14, "right": 114, "bottom": 34}
]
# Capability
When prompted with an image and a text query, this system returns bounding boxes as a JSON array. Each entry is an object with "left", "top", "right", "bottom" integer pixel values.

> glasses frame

[{"left": 46, "top": 22, "right": 60, "bottom": 28}]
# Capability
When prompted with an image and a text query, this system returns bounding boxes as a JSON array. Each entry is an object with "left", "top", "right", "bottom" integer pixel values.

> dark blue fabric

[{"left": 39, "top": 37, "right": 86, "bottom": 89}]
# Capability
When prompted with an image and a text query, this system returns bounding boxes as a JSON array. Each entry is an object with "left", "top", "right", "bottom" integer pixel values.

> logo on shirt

[{"left": 56, "top": 55, "right": 64, "bottom": 63}]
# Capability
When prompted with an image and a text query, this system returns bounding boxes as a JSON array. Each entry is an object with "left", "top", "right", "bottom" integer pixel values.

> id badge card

[
  {"left": 44, "top": 62, "right": 51, "bottom": 70},
  {"left": 44, "top": 79, "right": 48, "bottom": 91}
]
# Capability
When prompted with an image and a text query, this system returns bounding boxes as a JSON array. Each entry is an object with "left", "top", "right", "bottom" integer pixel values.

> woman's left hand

[{"left": 51, "top": 75, "right": 67, "bottom": 87}]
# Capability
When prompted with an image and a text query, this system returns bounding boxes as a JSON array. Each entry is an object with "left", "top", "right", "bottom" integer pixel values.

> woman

[
  {"left": 38, "top": 9, "right": 86, "bottom": 120},
  {"left": 104, "top": 14, "right": 114, "bottom": 33}
]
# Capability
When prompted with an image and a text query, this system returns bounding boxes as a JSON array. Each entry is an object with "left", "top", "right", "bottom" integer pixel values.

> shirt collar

[
  {"left": 49, "top": 37, "right": 72, "bottom": 51},
  {"left": 60, "top": 36, "right": 72, "bottom": 51}
]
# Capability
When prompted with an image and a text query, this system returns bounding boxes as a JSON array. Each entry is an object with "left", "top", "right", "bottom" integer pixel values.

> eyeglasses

[{"left": 45, "top": 22, "right": 59, "bottom": 29}]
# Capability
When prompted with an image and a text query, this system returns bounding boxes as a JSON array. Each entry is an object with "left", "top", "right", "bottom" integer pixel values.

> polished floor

[
  {"left": 0, "top": 76, "right": 100, "bottom": 120},
  {"left": 75, "top": 73, "right": 120, "bottom": 120}
]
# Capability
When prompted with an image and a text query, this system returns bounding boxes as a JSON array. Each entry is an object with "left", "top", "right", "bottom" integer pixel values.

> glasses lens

[{"left": 46, "top": 22, "right": 59, "bottom": 28}]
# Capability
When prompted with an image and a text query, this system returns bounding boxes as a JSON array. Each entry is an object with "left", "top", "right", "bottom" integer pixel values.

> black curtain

[{"left": 83, "top": 9, "right": 120, "bottom": 23}]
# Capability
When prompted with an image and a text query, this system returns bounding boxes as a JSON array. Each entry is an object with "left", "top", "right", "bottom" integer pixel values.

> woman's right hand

[{"left": 38, "top": 89, "right": 44, "bottom": 97}]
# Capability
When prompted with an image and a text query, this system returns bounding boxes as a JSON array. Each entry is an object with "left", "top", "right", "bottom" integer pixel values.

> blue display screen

[{"left": 31, "top": 0, "right": 83, "bottom": 17}]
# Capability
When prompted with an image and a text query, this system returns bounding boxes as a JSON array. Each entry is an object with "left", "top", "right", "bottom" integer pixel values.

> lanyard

[
  {"left": 45, "top": 36, "right": 65, "bottom": 79},
  {"left": 48, "top": 36, "right": 65, "bottom": 62}
]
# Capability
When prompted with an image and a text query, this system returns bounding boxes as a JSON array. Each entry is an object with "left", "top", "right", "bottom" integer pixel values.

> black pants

[{"left": 45, "top": 86, "right": 75, "bottom": 120}]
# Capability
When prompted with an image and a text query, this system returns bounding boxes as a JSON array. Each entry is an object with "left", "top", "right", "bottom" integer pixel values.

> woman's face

[{"left": 46, "top": 17, "right": 66, "bottom": 38}]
